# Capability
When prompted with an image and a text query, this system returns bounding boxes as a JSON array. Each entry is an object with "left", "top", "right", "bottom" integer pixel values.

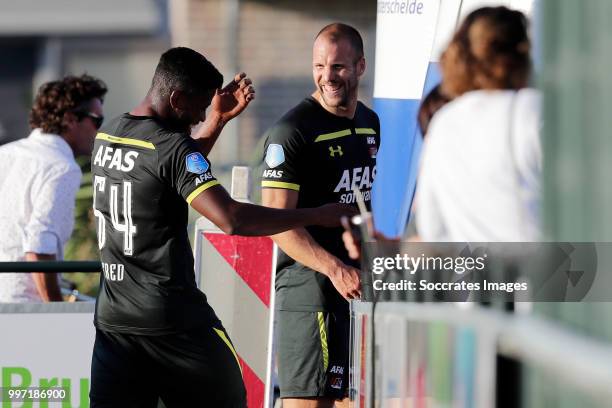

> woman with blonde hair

[{"left": 415, "top": 6, "right": 542, "bottom": 242}]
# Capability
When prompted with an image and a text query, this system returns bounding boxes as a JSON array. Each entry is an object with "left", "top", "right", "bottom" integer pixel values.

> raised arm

[{"left": 191, "top": 72, "right": 255, "bottom": 155}]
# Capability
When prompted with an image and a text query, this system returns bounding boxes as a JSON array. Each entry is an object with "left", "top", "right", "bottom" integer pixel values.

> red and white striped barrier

[{"left": 193, "top": 167, "right": 277, "bottom": 408}]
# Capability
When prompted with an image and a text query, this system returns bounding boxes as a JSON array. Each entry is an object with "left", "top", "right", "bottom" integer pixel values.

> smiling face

[{"left": 312, "top": 35, "right": 365, "bottom": 117}]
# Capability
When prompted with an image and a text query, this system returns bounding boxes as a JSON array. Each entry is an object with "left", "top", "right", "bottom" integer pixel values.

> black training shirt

[
  {"left": 92, "top": 114, "right": 220, "bottom": 335},
  {"left": 261, "top": 97, "right": 380, "bottom": 312}
]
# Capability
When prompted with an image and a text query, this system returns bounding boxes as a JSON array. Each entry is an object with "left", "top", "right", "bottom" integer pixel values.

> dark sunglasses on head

[{"left": 74, "top": 111, "right": 104, "bottom": 129}]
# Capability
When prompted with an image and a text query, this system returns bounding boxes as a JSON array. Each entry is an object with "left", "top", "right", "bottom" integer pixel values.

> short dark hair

[
  {"left": 151, "top": 47, "right": 224, "bottom": 98},
  {"left": 29, "top": 74, "right": 107, "bottom": 134},
  {"left": 316, "top": 23, "right": 364, "bottom": 60},
  {"left": 418, "top": 85, "right": 451, "bottom": 136},
  {"left": 441, "top": 6, "right": 530, "bottom": 97}
]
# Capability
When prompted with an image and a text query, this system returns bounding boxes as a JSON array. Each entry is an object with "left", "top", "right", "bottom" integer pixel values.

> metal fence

[
  {"left": 350, "top": 301, "right": 612, "bottom": 408},
  {"left": 0, "top": 261, "right": 100, "bottom": 302}
]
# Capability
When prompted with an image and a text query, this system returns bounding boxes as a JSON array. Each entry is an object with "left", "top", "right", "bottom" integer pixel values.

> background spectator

[
  {"left": 0, "top": 74, "right": 107, "bottom": 302},
  {"left": 416, "top": 6, "right": 542, "bottom": 242},
  {"left": 417, "top": 84, "right": 452, "bottom": 137}
]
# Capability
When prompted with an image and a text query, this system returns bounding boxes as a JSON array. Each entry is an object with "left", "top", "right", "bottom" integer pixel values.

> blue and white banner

[
  {"left": 372, "top": 0, "right": 442, "bottom": 237},
  {"left": 372, "top": 0, "right": 535, "bottom": 237}
]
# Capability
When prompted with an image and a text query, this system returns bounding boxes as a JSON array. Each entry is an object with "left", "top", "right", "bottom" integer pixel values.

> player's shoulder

[
  {"left": 96, "top": 114, "right": 207, "bottom": 171},
  {"left": 98, "top": 114, "right": 123, "bottom": 133},
  {"left": 152, "top": 127, "right": 193, "bottom": 152},
  {"left": 112, "top": 116, "right": 197, "bottom": 157},
  {"left": 265, "top": 97, "right": 330, "bottom": 145},
  {"left": 98, "top": 114, "right": 161, "bottom": 151},
  {"left": 272, "top": 97, "right": 321, "bottom": 131},
  {"left": 355, "top": 101, "right": 380, "bottom": 123},
  {"left": 283, "top": 96, "right": 321, "bottom": 120},
  {"left": 353, "top": 101, "right": 380, "bottom": 141},
  {"left": 153, "top": 130, "right": 210, "bottom": 175}
]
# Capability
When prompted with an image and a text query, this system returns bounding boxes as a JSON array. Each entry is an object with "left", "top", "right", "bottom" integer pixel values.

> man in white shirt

[{"left": 0, "top": 75, "right": 107, "bottom": 302}]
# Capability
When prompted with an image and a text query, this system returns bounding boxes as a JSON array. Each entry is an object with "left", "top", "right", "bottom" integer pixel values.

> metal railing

[
  {"left": 0, "top": 261, "right": 101, "bottom": 272},
  {"left": 350, "top": 301, "right": 612, "bottom": 407},
  {"left": 0, "top": 260, "right": 100, "bottom": 301}
]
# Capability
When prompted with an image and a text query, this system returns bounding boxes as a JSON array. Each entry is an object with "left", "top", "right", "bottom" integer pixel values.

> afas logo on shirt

[
  {"left": 185, "top": 152, "right": 209, "bottom": 174},
  {"left": 262, "top": 169, "right": 283, "bottom": 178},
  {"left": 195, "top": 173, "right": 214, "bottom": 186},
  {"left": 329, "top": 365, "right": 344, "bottom": 374}
]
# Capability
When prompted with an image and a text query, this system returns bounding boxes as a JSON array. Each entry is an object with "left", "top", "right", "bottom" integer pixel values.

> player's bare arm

[
  {"left": 262, "top": 187, "right": 361, "bottom": 300},
  {"left": 190, "top": 184, "right": 357, "bottom": 237}
]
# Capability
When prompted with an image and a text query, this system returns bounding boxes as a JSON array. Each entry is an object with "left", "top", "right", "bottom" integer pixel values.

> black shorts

[
  {"left": 90, "top": 325, "right": 246, "bottom": 408},
  {"left": 276, "top": 310, "right": 349, "bottom": 399}
]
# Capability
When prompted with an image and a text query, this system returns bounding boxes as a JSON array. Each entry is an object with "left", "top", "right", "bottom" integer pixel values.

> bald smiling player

[{"left": 261, "top": 24, "right": 380, "bottom": 408}]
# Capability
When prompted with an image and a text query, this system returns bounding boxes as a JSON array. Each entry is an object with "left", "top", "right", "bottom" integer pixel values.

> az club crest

[
  {"left": 265, "top": 144, "right": 285, "bottom": 168},
  {"left": 185, "top": 152, "right": 210, "bottom": 175}
]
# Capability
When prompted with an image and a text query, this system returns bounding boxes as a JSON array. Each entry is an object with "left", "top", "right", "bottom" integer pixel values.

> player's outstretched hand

[
  {"left": 342, "top": 230, "right": 361, "bottom": 260},
  {"left": 342, "top": 227, "right": 399, "bottom": 260},
  {"left": 326, "top": 262, "right": 361, "bottom": 300},
  {"left": 316, "top": 204, "right": 359, "bottom": 228},
  {"left": 211, "top": 72, "right": 256, "bottom": 123}
]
